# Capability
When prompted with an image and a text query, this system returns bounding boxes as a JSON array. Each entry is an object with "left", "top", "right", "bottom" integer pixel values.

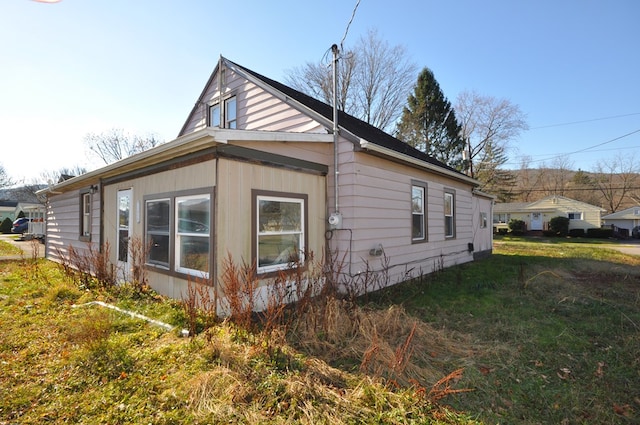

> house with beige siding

[
  {"left": 493, "top": 195, "right": 604, "bottom": 233},
  {"left": 602, "top": 206, "right": 640, "bottom": 237},
  {"left": 38, "top": 57, "right": 493, "bottom": 312}
]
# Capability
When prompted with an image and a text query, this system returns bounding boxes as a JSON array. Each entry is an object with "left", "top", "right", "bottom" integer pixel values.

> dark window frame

[
  {"left": 251, "top": 189, "right": 308, "bottom": 276},
  {"left": 79, "top": 189, "right": 92, "bottom": 242},
  {"left": 144, "top": 187, "right": 214, "bottom": 279},
  {"left": 444, "top": 189, "right": 456, "bottom": 239},
  {"left": 208, "top": 94, "right": 237, "bottom": 129},
  {"left": 411, "top": 180, "right": 428, "bottom": 243}
]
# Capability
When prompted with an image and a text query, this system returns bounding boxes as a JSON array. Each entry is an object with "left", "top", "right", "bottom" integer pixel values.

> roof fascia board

[
  {"left": 215, "top": 128, "right": 333, "bottom": 143},
  {"left": 38, "top": 128, "right": 221, "bottom": 194},
  {"left": 359, "top": 138, "right": 479, "bottom": 187},
  {"left": 37, "top": 128, "right": 334, "bottom": 195}
]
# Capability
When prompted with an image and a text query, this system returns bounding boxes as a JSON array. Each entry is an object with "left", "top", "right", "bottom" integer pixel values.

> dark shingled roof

[{"left": 229, "top": 59, "right": 465, "bottom": 177}]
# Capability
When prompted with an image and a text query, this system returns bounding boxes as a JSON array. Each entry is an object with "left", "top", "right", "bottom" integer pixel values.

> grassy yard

[
  {"left": 0, "top": 238, "right": 638, "bottom": 424},
  {"left": 368, "top": 236, "right": 640, "bottom": 423},
  {"left": 0, "top": 239, "right": 22, "bottom": 256}
]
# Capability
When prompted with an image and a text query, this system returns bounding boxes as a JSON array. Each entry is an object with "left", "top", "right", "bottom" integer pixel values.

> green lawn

[{"left": 1, "top": 238, "right": 638, "bottom": 424}]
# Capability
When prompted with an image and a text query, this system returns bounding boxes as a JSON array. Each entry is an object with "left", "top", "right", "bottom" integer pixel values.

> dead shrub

[{"left": 57, "top": 242, "right": 117, "bottom": 289}]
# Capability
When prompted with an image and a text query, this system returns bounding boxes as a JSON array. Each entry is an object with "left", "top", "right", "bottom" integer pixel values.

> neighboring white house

[
  {"left": 493, "top": 195, "right": 605, "bottom": 233},
  {"left": 37, "top": 56, "right": 493, "bottom": 312},
  {"left": 602, "top": 206, "right": 640, "bottom": 237}
]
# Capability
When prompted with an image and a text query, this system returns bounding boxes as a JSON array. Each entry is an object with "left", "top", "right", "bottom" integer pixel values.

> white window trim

[
  {"left": 175, "top": 194, "right": 210, "bottom": 278},
  {"left": 444, "top": 191, "right": 455, "bottom": 238},
  {"left": 411, "top": 183, "right": 427, "bottom": 242}
]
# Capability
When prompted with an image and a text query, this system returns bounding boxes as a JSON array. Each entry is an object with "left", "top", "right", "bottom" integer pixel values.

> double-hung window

[
  {"left": 176, "top": 195, "right": 210, "bottom": 276},
  {"left": 209, "top": 95, "right": 237, "bottom": 129},
  {"left": 444, "top": 191, "right": 455, "bottom": 238},
  {"left": 80, "top": 191, "right": 91, "bottom": 241},
  {"left": 411, "top": 181, "right": 427, "bottom": 242},
  {"left": 254, "top": 191, "right": 306, "bottom": 274},
  {"left": 225, "top": 96, "right": 237, "bottom": 128},
  {"left": 145, "top": 191, "right": 211, "bottom": 278}
]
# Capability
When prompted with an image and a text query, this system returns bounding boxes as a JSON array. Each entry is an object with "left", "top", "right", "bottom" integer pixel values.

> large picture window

[
  {"left": 254, "top": 192, "right": 306, "bottom": 274},
  {"left": 145, "top": 190, "right": 211, "bottom": 278},
  {"left": 411, "top": 182, "right": 427, "bottom": 242},
  {"left": 444, "top": 191, "right": 455, "bottom": 238}
]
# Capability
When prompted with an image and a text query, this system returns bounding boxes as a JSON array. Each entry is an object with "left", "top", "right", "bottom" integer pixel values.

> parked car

[
  {"left": 632, "top": 226, "right": 640, "bottom": 239},
  {"left": 11, "top": 217, "right": 29, "bottom": 234}
]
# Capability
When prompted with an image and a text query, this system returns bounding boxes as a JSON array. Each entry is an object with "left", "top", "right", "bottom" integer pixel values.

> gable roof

[
  {"left": 180, "top": 56, "right": 475, "bottom": 185},
  {"left": 494, "top": 195, "right": 605, "bottom": 213},
  {"left": 602, "top": 206, "right": 640, "bottom": 220}
]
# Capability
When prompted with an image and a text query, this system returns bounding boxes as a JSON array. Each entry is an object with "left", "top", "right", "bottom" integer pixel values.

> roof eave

[{"left": 359, "top": 138, "right": 479, "bottom": 186}]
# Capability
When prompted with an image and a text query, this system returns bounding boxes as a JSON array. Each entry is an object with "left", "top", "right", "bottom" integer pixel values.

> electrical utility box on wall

[{"left": 328, "top": 212, "right": 342, "bottom": 230}]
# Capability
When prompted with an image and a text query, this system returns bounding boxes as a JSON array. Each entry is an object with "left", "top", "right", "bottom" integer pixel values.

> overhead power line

[
  {"left": 530, "top": 112, "right": 640, "bottom": 130},
  {"left": 340, "top": 0, "right": 361, "bottom": 51},
  {"left": 507, "top": 128, "right": 640, "bottom": 166}
]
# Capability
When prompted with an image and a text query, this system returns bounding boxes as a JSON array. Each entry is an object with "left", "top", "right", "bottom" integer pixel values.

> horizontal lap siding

[
  {"left": 181, "top": 67, "right": 325, "bottom": 137},
  {"left": 103, "top": 160, "right": 217, "bottom": 299},
  {"left": 45, "top": 189, "right": 100, "bottom": 263},
  {"left": 333, "top": 152, "right": 475, "bottom": 286},
  {"left": 216, "top": 158, "right": 327, "bottom": 282}
]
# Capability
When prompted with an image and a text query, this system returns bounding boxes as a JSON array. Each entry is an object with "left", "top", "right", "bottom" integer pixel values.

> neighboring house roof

[
  {"left": 493, "top": 202, "right": 531, "bottom": 213},
  {"left": 0, "top": 201, "right": 19, "bottom": 208},
  {"left": 602, "top": 206, "right": 640, "bottom": 220},
  {"left": 494, "top": 195, "right": 605, "bottom": 213}
]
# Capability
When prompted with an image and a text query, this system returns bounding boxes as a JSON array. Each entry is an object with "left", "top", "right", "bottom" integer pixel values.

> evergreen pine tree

[{"left": 395, "top": 68, "right": 465, "bottom": 168}]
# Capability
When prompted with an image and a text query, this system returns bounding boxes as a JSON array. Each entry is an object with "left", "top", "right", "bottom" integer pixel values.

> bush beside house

[
  {"left": 508, "top": 218, "right": 526, "bottom": 235},
  {"left": 0, "top": 217, "right": 12, "bottom": 234},
  {"left": 549, "top": 216, "right": 570, "bottom": 237}
]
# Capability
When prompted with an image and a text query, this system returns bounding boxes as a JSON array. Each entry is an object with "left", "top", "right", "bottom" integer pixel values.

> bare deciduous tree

[
  {"left": 539, "top": 156, "right": 574, "bottom": 197},
  {"left": 593, "top": 153, "right": 640, "bottom": 213},
  {"left": 455, "top": 90, "right": 528, "bottom": 194},
  {"left": 84, "top": 128, "right": 162, "bottom": 165},
  {"left": 0, "top": 164, "right": 13, "bottom": 189},
  {"left": 286, "top": 28, "right": 416, "bottom": 132}
]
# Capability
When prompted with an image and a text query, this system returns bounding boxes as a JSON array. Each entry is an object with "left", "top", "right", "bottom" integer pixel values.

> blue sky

[{"left": 2, "top": 0, "right": 639, "bottom": 182}]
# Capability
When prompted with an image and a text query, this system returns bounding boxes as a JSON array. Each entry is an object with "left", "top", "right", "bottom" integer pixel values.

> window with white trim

[
  {"left": 209, "top": 103, "right": 220, "bottom": 127},
  {"left": 176, "top": 195, "right": 210, "bottom": 276},
  {"left": 225, "top": 96, "right": 237, "bottom": 129},
  {"left": 480, "top": 212, "right": 488, "bottom": 228},
  {"left": 145, "top": 190, "right": 211, "bottom": 278},
  {"left": 254, "top": 192, "right": 306, "bottom": 274},
  {"left": 209, "top": 95, "right": 237, "bottom": 129},
  {"left": 568, "top": 212, "right": 582, "bottom": 220},
  {"left": 411, "top": 182, "right": 427, "bottom": 242},
  {"left": 80, "top": 192, "right": 91, "bottom": 240},
  {"left": 444, "top": 191, "right": 455, "bottom": 238}
]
